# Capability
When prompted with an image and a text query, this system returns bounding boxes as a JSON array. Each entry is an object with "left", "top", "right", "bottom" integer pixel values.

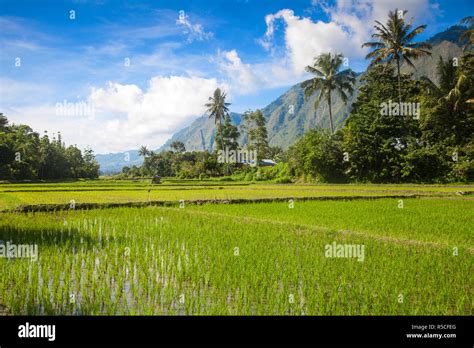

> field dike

[{"left": 4, "top": 193, "right": 450, "bottom": 213}]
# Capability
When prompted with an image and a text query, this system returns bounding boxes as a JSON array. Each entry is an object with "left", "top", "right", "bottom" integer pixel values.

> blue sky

[{"left": 0, "top": 0, "right": 472, "bottom": 153}]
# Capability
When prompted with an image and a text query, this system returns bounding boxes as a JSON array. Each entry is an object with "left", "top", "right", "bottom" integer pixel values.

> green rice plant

[{"left": 0, "top": 197, "right": 471, "bottom": 315}]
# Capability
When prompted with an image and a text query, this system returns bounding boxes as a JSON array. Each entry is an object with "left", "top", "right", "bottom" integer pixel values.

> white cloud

[
  {"left": 217, "top": 50, "right": 260, "bottom": 93},
  {"left": 363, "top": 0, "right": 433, "bottom": 23},
  {"left": 215, "top": 48, "right": 304, "bottom": 95},
  {"left": 89, "top": 82, "right": 143, "bottom": 113},
  {"left": 260, "top": 1, "right": 434, "bottom": 75},
  {"left": 85, "top": 75, "right": 224, "bottom": 152},
  {"left": 176, "top": 13, "right": 213, "bottom": 42},
  {"left": 5, "top": 76, "right": 225, "bottom": 153}
]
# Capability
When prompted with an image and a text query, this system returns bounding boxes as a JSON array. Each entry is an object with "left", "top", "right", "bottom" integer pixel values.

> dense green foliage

[
  {"left": 289, "top": 14, "right": 473, "bottom": 184},
  {"left": 215, "top": 115, "right": 240, "bottom": 152},
  {"left": 289, "top": 58, "right": 473, "bottom": 183},
  {"left": 0, "top": 114, "right": 99, "bottom": 180},
  {"left": 288, "top": 129, "right": 346, "bottom": 182},
  {"left": 242, "top": 109, "right": 269, "bottom": 160}
]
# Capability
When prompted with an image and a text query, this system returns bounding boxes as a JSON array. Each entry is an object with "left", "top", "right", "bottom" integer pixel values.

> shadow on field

[{"left": 0, "top": 224, "right": 98, "bottom": 248}]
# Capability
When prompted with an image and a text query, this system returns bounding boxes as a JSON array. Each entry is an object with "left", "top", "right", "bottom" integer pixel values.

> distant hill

[
  {"left": 401, "top": 25, "right": 466, "bottom": 84},
  {"left": 427, "top": 25, "right": 468, "bottom": 46},
  {"left": 95, "top": 150, "right": 141, "bottom": 175},
  {"left": 159, "top": 112, "right": 243, "bottom": 152},
  {"left": 95, "top": 25, "right": 467, "bottom": 173}
]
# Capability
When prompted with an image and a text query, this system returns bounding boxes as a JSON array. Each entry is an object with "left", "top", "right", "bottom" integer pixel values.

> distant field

[
  {"left": 0, "top": 180, "right": 472, "bottom": 211},
  {"left": 0, "top": 180, "right": 472, "bottom": 315}
]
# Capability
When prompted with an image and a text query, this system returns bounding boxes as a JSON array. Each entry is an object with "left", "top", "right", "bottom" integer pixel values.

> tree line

[
  {"left": 123, "top": 107, "right": 274, "bottom": 179},
  {"left": 0, "top": 113, "right": 99, "bottom": 180}
]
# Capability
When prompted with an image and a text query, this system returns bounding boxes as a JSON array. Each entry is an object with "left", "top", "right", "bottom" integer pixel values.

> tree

[
  {"left": 82, "top": 147, "right": 100, "bottom": 178},
  {"left": 215, "top": 115, "right": 240, "bottom": 151},
  {"left": 138, "top": 146, "right": 150, "bottom": 158},
  {"left": 446, "top": 16, "right": 474, "bottom": 109},
  {"left": 267, "top": 146, "right": 284, "bottom": 162},
  {"left": 0, "top": 113, "right": 8, "bottom": 131},
  {"left": 362, "top": 9, "right": 431, "bottom": 103},
  {"left": 460, "top": 16, "right": 473, "bottom": 50},
  {"left": 301, "top": 53, "right": 356, "bottom": 134},
  {"left": 288, "top": 129, "right": 346, "bottom": 183},
  {"left": 205, "top": 88, "right": 231, "bottom": 152},
  {"left": 0, "top": 115, "right": 100, "bottom": 180},
  {"left": 420, "top": 57, "right": 473, "bottom": 146},
  {"left": 170, "top": 141, "right": 186, "bottom": 153},
  {"left": 242, "top": 109, "right": 269, "bottom": 160},
  {"left": 342, "top": 65, "right": 422, "bottom": 182}
]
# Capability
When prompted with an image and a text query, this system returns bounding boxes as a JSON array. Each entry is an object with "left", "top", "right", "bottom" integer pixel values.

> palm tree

[
  {"left": 301, "top": 53, "right": 356, "bottom": 134},
  {"left": 362, "top": 9, "right": 432, "bottom": 103},
  {"left": 205, "top": 88, "right": 230, "bottom": 151},
  {"left": 450, "top": 16, "right": 474, "bottom": 107},
  {"left": 138, "top": 146, "right": 150, "bottom": 158}
]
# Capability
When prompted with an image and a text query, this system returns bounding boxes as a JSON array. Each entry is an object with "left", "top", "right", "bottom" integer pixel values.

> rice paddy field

[
  {"left": 0, "top": 180, "right": 472, "bottom": 315},
  {"left": 0, "top": 179, "right": 472, "bottom": 211}
]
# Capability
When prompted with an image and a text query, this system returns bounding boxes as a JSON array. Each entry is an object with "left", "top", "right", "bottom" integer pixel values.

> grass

[
  {"left": 0, "top": 181, "right": 472, "bottom": 211},
  {"left": 187, "top": 198, "right": 474, "bottom": 247},
  {"left": 0, "top": 196, "right": 472, "bottom": 315}
]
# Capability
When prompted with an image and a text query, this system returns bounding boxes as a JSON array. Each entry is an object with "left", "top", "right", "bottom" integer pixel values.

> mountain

[
  {"left": 401, "top": 25, "right": 465, "bottom": 84},
  {"left": 427, "top": 25, "right": 468, "bottom": 46},
  {"left": 159, "top": 77, "right": 362, "bottom": 151},
  {"left": 95, "top": 25, "right": 467, "bottom": 173},
  {"left": 159, "top": 112, "right": 243, "bottom": 152},
  {"left": 261, "top": 73, "right": 363, "bottom": 149},
  {"left": 95, "top": 150, "right": 142, "bottom": 174}
]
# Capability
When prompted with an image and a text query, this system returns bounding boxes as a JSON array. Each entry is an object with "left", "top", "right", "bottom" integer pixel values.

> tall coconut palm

[
  {"left": 362, "top": 9, "right": 432, "bottom": 103},
  {"left": 447, "top": 16, "right": 474, "bottom": 109},
  {"left": 301, "top": 53, "right": 356, "bottom": 134},
  {"left": 205, "top": 88, "right": 230, "bottom": 151},
  {"left": 138, "top": 145, "right": 150, "bottom": 158}
]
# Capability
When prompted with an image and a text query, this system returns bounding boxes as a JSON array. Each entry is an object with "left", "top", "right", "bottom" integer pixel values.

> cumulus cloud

[
  {"left": 215, "top": 48, "right": 305, "bottom": 94},
  {"left": 86, "top": 75, "right": 224, "bottom": 152},
  {"left": 217, "top": 50, "right": 260, "bottom": 93},
  {"left": 89, "top": 83, "right": 143, "bottom": 113},
  {"left": 260, "top": 0, "right": 434, "bottom": 74},
  {"left": 6, "top": 76, "right": 225, "bottom": 153},
  {"left": 176, "top": 13, "right": 213, "bottom": 42}
]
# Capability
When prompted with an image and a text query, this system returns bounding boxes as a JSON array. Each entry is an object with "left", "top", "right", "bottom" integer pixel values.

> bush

[
  {"left": 274, "top": 176, "right": 293, "bottom": 184},
  {"left": 288, "top": 129, "right": 347, "bottom": 183}
]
